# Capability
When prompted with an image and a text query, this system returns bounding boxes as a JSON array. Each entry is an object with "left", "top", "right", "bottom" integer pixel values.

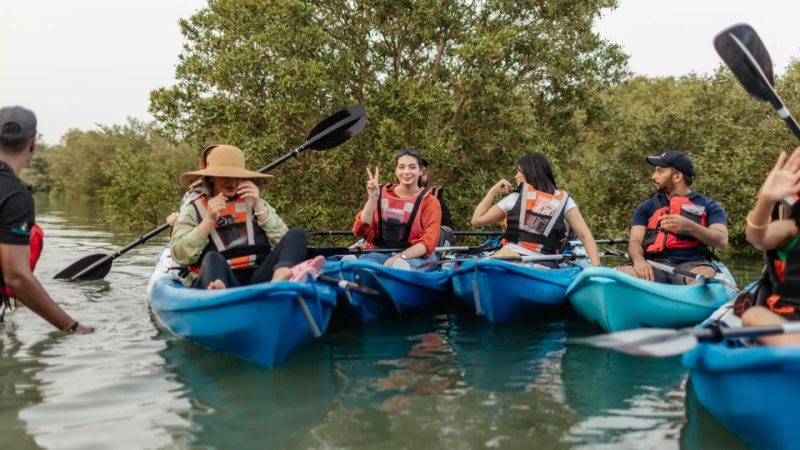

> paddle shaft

[
  {"left": 695, "top": 322, "right": 800, "bottom": 342},
  {"left": 646, "top": 259, "right": 739, "bottom": 291},
  {"left": 568, "top": 238, "right": 627, "bottom": 247},
  {"left": 307, "top": 243, "right": 497, "bottom": 258},
  {"left": 69, "top": 223, "right": 171, "bottom": 281},
  {"left": 419, "top": 253, "right": 580, "bottom": 269},
  {"left": 308, "top": 230, "right": 504, "bottom": 237},
  {"left": 308, "top": 231, "right": 628, "bottom": 243},
  {"left": 316, "top": 275, "right": 384, "bottom": 298}
]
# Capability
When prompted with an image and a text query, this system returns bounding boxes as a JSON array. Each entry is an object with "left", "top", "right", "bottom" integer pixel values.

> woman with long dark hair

[
  {"left": 352, "top": 148, "right": 442, "bottom": 270},
  {"left": 471, "top": 152, "right": 601, "bottom": 266}
]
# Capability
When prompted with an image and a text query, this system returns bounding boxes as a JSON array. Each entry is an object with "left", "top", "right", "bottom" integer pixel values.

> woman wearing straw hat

[{"left": 171, "top": 145, "right": 309, "bottom": 289}]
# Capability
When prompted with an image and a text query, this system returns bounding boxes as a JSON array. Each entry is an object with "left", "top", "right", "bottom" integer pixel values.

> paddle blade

[
  {"left": 714, "top": 23, "right": 775, "bottom": 102},
  {"left": 53, "top": 253, "right": 112, "bottom": 280},
  {"left": 306, "top": 104, "right": 367, "bottom": 151},
  {"left": 569, "top": 328, "right": 699, "bottom": 357},
  {"left": 354, "top": 268, "right": 400, "bottom": 319}
]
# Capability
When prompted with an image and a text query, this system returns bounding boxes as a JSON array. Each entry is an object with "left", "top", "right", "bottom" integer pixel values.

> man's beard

[{"left": 655, "top": 180, "right": 673, "bottom": 193}]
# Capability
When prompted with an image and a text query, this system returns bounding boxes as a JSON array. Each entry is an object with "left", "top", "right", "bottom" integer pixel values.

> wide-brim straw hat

[{"left": 180, "top": 145, "right": 274, "bottom": 187}]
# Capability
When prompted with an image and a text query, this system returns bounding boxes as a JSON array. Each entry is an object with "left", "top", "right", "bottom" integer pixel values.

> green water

[{"left": 0, "top": 196, "right": 761, "bottom": 449}]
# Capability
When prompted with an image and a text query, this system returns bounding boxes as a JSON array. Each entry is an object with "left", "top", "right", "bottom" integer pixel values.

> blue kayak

[
  {"left": 148, "top": 248, "right": 337, "bottom": 367},
  {"left": 450, "top": 258, "right": 583, "bottom": 323},
  {"left": 319, "top": 259, "right": 450, "bottom": 323},
  {"left": 683, "top": 342, "right": 800, "bottom": 450},
  {"left": 567, "top": 265, "right": 737, "bottom": 332}
]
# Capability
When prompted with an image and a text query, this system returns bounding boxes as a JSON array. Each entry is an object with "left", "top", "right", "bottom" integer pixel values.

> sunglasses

[{"left": 395, "top": 147, "right": 421, "bottom": 157}]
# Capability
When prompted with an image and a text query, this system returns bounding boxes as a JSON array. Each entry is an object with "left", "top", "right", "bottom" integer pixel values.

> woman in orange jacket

[{"left": 352, "top": 148, "right": 442, "bottom": 270}]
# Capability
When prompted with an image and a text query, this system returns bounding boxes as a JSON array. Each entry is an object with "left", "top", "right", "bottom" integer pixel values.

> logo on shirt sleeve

[{"left": 11, "top": 222, "right": 30, "bottom": 237}]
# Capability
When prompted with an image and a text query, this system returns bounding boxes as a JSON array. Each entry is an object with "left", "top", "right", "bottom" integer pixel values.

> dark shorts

[{"left": 621, "top": 259, "right": 716, "bottom": 285}]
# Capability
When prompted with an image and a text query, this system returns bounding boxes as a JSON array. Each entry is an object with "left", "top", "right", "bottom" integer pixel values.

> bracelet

[
  {"left": 746, "top": 211, "right": 770, "bottom": 230},
  {"left": 64, "top": 321, "right": 79, "bottom": 333}
]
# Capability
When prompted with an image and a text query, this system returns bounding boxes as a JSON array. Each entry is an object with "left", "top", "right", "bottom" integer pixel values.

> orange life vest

[
  {"left": 643, "top": 193, "right": 708, "bottom": 256},
  {"left": 371, "top": 184, "right": 432, "bottom": 248},
  {"left": 189, "top": 196, "right": 269, "bottom": 271},
  {"left": 501, "top": 184, "right": 569, "bottom": 254},
  {"left": 2, "top": 223, "right": 44, "bottom": 299}
]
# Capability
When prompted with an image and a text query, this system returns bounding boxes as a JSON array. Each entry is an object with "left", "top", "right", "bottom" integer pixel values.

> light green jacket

[{"left": 170, "top": 195, "right": 289, "bottom": 266}]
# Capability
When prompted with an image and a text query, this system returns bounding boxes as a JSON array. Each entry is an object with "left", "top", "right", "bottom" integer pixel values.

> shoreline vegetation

[{"left": 21, "top": 0, "right": 800, "bottom": 258}]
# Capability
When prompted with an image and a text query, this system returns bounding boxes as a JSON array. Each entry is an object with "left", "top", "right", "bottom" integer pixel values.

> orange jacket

[{"left": 353, "top": 185, "right": 442, "bottom": 257}]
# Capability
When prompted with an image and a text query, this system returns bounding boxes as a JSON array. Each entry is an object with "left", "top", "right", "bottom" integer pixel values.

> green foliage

[
  {"left": 98, "top": 131, "right": 196, "bottom": 228},
  {"left": 33, "top": 1, "right": 800, "bottom": 260},
  {"left": 44, "top": 119, "right": 196, "bottom": 228},
  {"left": 149, "top": 0, "right": 628, "bottom": 232},
  {"left": 19, "top": 139, "right": 52, "bottom": 192}
]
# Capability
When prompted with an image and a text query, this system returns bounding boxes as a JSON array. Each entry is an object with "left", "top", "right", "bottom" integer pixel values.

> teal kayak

[
  {"left": 148, "top": 247, "right": 337, "bottom": 367},
  {"left": 567, "top": 265, "right": 737, "bottom": 332},
  {"left": 450, "top": 258, "right": 583, "bottom": 323}
]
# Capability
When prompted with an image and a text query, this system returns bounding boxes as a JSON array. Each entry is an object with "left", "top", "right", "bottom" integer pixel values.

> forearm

[
  {"left": 400, "top": 243, "right": 428, "bottom": 259},
  {"left": 628, "top": 240, "right": 646, "bottom": 264},
  {"left": 258, "top": 202, "right": 289, "bottom": 246},
  {"left": 688, "top": 223, "right": 728, "bottom": 249},
  {"left": 7, "top": 272, "right": 74, "bottom": 331},
  {"left": 359, "top": 197, "right": 378, "bottom": 224},
  {"left": 471, "top": 189, "right": 498, "bottom": 225},
  {"left": 746, "top": 194, "right": 779, "bottom": 248},
  {"left": 577, "top": 231, "right": 601, "bottom": 266}
]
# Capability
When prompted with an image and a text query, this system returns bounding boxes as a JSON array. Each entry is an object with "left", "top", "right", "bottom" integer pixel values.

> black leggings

[{"left": 195, "top": 227, "right": 308, "bottom": 288}]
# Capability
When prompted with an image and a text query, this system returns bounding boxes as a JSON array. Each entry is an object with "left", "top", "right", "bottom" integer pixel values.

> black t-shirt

[{"left": 0, "top": 161, "right": 34, "bottom": 246}]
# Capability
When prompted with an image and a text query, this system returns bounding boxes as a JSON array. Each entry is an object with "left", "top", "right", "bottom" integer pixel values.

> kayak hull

[
  {"left": 567, "top": 266, "right": 736, "bottom": 332},
  {"left": 319, "top": 259, "right": 450, "bottom": 323},
  {"left": 149, "top": 248, "right": 336, "bottom": 367},
  {"left": 450, "top": 259, "right": 582, "bottom": 323},
  {"left": 683, "top": 343, "right": 800, "bottom": 450}
]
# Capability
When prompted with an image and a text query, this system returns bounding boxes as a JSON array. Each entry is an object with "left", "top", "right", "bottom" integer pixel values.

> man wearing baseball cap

[
  {"left": 617, "top": 150, "right": 729, "bottom": 284},
  {"left": 0, "top": 106, "right": 93, "bottom": 333}
]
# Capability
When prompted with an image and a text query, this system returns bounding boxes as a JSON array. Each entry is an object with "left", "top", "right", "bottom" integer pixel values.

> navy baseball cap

[
  {"left": 0, "top": 106, "right": 37, "bottom": 141},
  {"left": 646, "top": 150, "right": 694, "bottom": 181}
]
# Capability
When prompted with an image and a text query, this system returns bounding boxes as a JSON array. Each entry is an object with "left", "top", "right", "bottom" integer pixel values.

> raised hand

[
  {"left": 492, "top": 179, "right": 513, "bottom": 194},
  {"left": 236, "top": 180, "right": 261, "bottom": 209},
  {"left": 206, "top": 193, "right": 227, "bottom": 222},
  {"left": 759, "top": 148, "right": 800, "bottom": 202},
  {"left": 366, "top": 166, "right": 380, "bottom": 199}
]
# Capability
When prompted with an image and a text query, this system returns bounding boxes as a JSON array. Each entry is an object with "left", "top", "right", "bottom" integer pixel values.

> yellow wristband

[{"left": 746, "top": 211, "right": 769, "bottom": 230}]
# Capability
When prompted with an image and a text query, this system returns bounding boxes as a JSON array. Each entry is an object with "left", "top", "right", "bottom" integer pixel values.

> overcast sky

[{"left": 2, "top": 0, "right": 800, "bottom": 144}]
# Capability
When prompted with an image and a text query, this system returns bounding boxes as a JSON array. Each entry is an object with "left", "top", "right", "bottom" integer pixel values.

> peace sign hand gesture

[{"left": 366, "top": 166, "right": 380, "bottom": 200}]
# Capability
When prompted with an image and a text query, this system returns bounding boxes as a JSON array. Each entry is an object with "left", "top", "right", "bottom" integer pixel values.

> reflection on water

[
  {"left": 0, "top": 330, "right": 44, "bottom": 450},
  {"left": 0, "top": 195, "right": 766, "bottom": 449},
  {"left": 562, "top": 320, "right": 686, "bottom": 449},
  {"left": 158, "top": 332, "right": 336, "bottom": 449}
]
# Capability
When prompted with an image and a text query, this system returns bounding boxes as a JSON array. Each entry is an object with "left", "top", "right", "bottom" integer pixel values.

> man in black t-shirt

[
  {"left": 617, "top": 151, "right": 729, "bottom": 284},
  {"left": 0, "top": 106, "right": 93, "bottom": 333}
]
